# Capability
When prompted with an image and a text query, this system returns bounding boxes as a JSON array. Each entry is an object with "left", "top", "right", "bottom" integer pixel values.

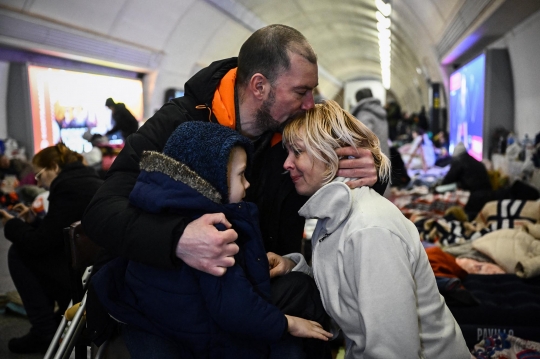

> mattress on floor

[{"left": 446, "top": 274, "right": 540, "bottom": 348}]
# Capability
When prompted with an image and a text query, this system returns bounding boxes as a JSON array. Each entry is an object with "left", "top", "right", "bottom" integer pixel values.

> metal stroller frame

[{"left": 44, "top": 221, "right": 107, "bottom": 359}]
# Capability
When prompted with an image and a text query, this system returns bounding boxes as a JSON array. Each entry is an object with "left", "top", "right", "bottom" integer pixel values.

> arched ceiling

[{"left": 1, "top": 0, "right": 537, "bottom": 115}]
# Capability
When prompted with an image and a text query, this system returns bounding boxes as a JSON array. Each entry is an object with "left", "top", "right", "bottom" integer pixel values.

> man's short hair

[
  {"left": 237, "top": 24, "right": 317, "bottom": 86},
  {"left": 105, "top": 98, "right": 115, "bottom": 107},
  {"left": 355, "top": 88, "right": 373, "bottom": 102}
]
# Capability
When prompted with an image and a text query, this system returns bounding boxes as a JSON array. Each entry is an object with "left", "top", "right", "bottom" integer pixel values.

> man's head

[
  {"left": 355, "top": 88, "right": 373, "bottom": 103},
  {"left": 237, "top": 24, "right": 319, "bottom": 137},
  {"left": 105, "top": 98, "right": 115, "bottom": 111}
]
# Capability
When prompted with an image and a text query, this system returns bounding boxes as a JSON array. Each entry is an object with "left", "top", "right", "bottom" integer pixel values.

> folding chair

[{"left": 44, "top": 221, "right": 107, "bottom": 359}]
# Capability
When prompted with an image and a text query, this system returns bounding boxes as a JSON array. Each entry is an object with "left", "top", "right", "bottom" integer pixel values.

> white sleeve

[
  {"left": 284, "top": 252, "right": 313, "bottom": 277},
  {"left": 344, "top": 227, "right": 422, "bottom": 358},
  {"left": 344, "top": 227, "right": 470, "bottom": 359}
]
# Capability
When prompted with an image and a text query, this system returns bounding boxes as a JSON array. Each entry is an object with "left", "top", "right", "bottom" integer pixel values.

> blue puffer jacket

[{"left": 91, "top": 151, "right": 288, "bottom": 359}]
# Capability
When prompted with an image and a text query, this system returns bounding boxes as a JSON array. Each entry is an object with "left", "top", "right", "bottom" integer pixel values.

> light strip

[{"left": 376, "top": 1, "right": 392, "bottom": 89}]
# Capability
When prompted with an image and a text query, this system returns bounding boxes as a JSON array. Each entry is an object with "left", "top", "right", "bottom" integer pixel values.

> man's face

[
  {"left": 254, "top": 86, "right": 280, "bottom": 133},
  {"left": 263, "top": 52, "right": 318, "bottom": 130}
]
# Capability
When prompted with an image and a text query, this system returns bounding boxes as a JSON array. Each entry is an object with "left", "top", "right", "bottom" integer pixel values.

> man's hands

[
  {"left": 336, "top": 146, "right": 377, "bottom": 188},
  {"left": 267, "top": 252, "right": 296, "bottom": 278},
  {"left": 176, "top": 213, "right": 239, "bottom": 276},
  {"left": 285, "top": 315, "right": 333, "bottom": 341}
]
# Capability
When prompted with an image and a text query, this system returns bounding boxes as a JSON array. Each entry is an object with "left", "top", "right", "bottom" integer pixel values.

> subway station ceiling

[{"left": 1, "top": 0, "right": 539, "bottom": 113}]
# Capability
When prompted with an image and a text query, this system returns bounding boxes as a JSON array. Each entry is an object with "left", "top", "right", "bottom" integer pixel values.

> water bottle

[
  {"left": 507, "top": 132, "right": 515, "bottom": 146},
  {"left": 522, "top": 134, "right": 534, "bottom": 159},
  {"left": 522, "top": 134, "right": 531, "bottom": 147}
]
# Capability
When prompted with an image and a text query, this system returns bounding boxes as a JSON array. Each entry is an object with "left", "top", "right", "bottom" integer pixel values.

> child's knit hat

[{"left": 162, "top": 121, "right": 253, "bottom": 203}]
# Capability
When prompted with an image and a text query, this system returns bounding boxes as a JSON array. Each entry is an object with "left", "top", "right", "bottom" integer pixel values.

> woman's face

[
  {"left": 33, "top": 165, "right": 59, "bottom": 190},
  {"left": 283, "top": 137, "right": 327, "bottom": 196}
]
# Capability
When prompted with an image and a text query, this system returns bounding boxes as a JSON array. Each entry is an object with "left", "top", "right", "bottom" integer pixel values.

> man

[
  {"left": 83, "top": 24, "right": 382, "bottom": 357},
  {"left": 350, "top": 88, "right": 390, "bottom": 158},
  {"left": 104, "top": 98, "right": 139, "bottom": 141}
]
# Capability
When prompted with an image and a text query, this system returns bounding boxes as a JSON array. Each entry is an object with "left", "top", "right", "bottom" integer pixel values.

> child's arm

[
  {"left": 197, "top": 264, "right": 329, "bottom": 343},
  {"left": 267, "top": 252, "right": 312, "bottom": 278},
  {"left": 285, "top": 315, "right": 332, "bottom": 341}
]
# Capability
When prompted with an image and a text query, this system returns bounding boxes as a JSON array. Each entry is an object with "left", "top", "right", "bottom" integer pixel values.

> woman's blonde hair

[{"left": 283, "top": 99, "right": 391, "bottom": 185}]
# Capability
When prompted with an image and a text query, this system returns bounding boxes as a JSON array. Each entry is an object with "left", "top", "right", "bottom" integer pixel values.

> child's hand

[
  {"left": 267, "top": 252, "right": 296, "bottom": 278},
  {"left": 285, "top": 315, "right": 333, "bottom": 341}
]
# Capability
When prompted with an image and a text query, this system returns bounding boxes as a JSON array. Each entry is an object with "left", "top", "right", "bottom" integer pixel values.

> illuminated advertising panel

[
  {"left": 448, "top": 54, "right": 485, "bottom": 161},
  {"left": 27, "top": 65, "right": 143, "bottom": 153}
]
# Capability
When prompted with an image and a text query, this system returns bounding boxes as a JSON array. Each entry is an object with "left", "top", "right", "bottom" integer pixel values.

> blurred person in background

[
  {"left": 0, "top": 143, "right": 103, "bottom": 354},
  {"left": 350, "top": 88, "right": 389, "bottom": 158},
  {"left": 104, "top": 98, "right": 139, "bottom": 141}
]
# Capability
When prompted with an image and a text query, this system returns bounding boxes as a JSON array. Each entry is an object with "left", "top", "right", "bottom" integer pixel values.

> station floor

[{"left": 0, "top": 230, "right": 43, "bottom": 359}]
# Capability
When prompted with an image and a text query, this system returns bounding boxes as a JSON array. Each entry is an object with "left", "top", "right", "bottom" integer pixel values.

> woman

[
  {"left": 0, "top": 143, "right": 103, "bottom": 354},
  {"left": 268, "top": 100, "right": 470, "bottom": 358}
]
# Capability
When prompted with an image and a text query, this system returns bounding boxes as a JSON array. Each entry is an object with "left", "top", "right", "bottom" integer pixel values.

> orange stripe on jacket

[
  {"left": 212, "top": 68, "right": 237, "bottom": 129},
  {"left": 271, "top": 133, "right": 282, "bottom": 147}
]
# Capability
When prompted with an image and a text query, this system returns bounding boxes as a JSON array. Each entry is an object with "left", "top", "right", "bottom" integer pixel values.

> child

[
  {"left": 270, "top": 100, "right": 470, "bottom": 358},
  {"left": 92, "top": 121, "right": 331, "bottom": 359}
]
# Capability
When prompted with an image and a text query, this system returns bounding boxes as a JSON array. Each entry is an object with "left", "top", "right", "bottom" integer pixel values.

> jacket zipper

[{"left": 318, "top": 232, "right": 331, "bottom": 243}]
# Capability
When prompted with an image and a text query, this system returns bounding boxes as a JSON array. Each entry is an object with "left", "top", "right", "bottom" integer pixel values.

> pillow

[{"left": 472, "top": 225, "right": 538, "bottom": 274}]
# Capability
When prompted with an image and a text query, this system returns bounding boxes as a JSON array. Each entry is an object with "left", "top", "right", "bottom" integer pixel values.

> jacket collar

[
  {"left": 298, "top": 180, "right": 353, "bottom": 234},
  {"left": 182, "top": 57, "right": 238, "bottom": 124}
]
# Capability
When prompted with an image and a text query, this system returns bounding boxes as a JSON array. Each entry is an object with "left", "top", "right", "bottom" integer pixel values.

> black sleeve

[
  {"left": 4, "top": 183, "right": 97, "bottom": 256},
  {"left": 441, "top": 160, "right": 461, "bottom": 186},
  {"left": 82, "top": 104, "right": 192, "bottom": 269},
  {"left": 105, "top": 120, "right": 120, "bottom": 136},
  {"left": 372, "top": 176, "right": 388, "bottom": 196}
]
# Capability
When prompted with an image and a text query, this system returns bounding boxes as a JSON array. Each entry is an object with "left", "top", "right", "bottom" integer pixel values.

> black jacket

[
  {"left": 5, "top": 162, "right": 103, "bottom": 259},
  {"left": 441, "top": 152, "right": 492, "bottom": 192},
  {"left": 83, "top": 57, "right": 386, "bottom": 268},
  {"left": 83, "top": 58, "right": 306, "bottom": 270},
  {"left": 106, "top": 103, "right": 139, "bottom": 140},
  {"left": 93, "top": 151, "right": 287, "bottom": 358}
]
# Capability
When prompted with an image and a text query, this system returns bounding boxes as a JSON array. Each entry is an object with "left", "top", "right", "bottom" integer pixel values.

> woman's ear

[{"left": 53, "top": 163, "right": 60, "bottom": 173}]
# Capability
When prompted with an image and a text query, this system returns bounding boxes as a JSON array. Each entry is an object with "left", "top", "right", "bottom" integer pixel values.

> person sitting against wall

[{"left": 0, "top": 143, "right": 104, "bottom": 354}]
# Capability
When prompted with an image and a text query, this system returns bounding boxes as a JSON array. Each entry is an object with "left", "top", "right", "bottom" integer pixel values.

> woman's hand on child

[
  {"left": 335, "top": 147, "right": 377, "bottom": 188},
  {"left": 267, "top": 252, "right": 296, "bottom": 278},
  {"left": 285, "top": 315, "right": 333, "bottom": 341}
]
